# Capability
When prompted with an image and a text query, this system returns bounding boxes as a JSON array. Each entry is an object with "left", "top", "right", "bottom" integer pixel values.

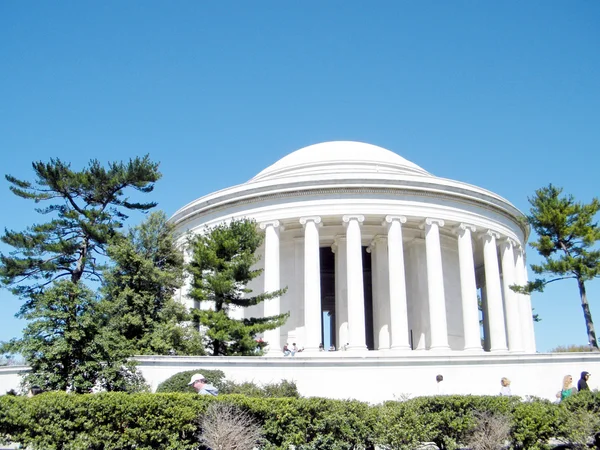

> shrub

[
  {"left": 221, "top": 379, "right": 299, "bottom": 398},
  {"left": 198, "top": 402, "right": 263, "bottom": 450},
  {"left": 465, "top": 410, "right": 511, "bottom": 450},
  {"left": 554, "top": 390, "right": 600, "bottom": 448},
  {"left": 155, "top": 368, "right": 226, "bottom": 393},
  {"left": 375, "top": 400, "right": 432, "bottom": 449},
  {"left": 0, "top": 391, "right": 598, "bottom": 450},
  {"left": 510, "top": 398, "right": 561, "bottom": 450},
  {"left": 156, "top": 369, "right": 299, "bottom": 398}
]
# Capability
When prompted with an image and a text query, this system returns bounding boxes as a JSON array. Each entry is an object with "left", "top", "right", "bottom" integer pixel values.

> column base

[
  {"left": 388, "top": 346, "right": 412, "bottom": 353},
  {"left": 489, "top": 347, "right": 509, "bottom": 353},
  {"left": 345, "top": 345, "right": 368, "bottom": 352},
  {"left": 264, "top": 348, "right": 285, "bottom": 357},
  {"left": 298, "top": 346, "right": 322, "bottom": 354},
  {"left": 428, "top": 346, "right": 451, "bottom": 353},
  {"left": 461, "top": 347, "right": 484, "bottom": 354}
]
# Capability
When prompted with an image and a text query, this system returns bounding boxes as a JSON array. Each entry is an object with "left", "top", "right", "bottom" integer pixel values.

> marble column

[
  {"left": 385, "top": 215, "right": 411, "bottom": 351},
  {"left": 300, "top": 216, "right": 322, "bottom": 352},
  {"left": 481, "top": 230, "right": 508, "bottom": 352},
  {"left": 515, "top": 245, "right": 536, "bottom": 352},
  {"left": 369, "top": 236, "right": 390, "bottom": 350},
  {"left": 500, "top": 238, "right": 523, "bottom": 353},
  {"left": 332, "top": 236, "right": 349, "bottom": 350},
  {"left": 455, "top": 223, "right": 482, "bottom": 351},
  {"left": 423, "top": 218, "right": 450, "bottom": 350},
  {"left": 260, "top": 220, "right": 283, "bottom": 354},
  {"left": 343, "top": 214, "right": 367, "bottom": 351}
]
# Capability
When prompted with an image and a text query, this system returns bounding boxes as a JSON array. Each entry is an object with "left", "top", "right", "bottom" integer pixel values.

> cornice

[{"left": 171, "top": 184, "right": 528, "bottom": 240}]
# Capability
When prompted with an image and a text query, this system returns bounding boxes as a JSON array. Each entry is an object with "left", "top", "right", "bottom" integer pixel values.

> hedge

[
  {"left": 0, "top": 391, "right": 598, "bottom": 449},
  {"left": 156, "top": 368, "right": 300, "bottom": 398}
]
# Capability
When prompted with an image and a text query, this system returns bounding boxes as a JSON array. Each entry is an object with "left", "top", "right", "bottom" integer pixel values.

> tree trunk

[{"left": 578, "top": 277, "right": 599, "bottom": 351}]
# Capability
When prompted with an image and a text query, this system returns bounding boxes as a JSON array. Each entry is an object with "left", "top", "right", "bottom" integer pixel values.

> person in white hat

[{"left": 187, "top": 373, "right": 219, "bottom": 396}]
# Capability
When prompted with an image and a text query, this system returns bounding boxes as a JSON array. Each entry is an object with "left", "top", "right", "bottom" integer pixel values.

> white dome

[{"left": 251, "top": 141, "right": 430, "bottom": 182}]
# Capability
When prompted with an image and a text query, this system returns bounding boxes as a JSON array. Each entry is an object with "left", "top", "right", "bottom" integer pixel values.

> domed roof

[{"left": 250, "top": 141, "right": 430, "bottom": 182}]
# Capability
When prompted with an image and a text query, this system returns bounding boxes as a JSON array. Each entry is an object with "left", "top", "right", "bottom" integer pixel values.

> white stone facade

[
  {"left": 1, "top": 142, "right": 598, "bottom": 402},
  {"left": 171, "top": 141, "right": 536, "bottom": 355}
]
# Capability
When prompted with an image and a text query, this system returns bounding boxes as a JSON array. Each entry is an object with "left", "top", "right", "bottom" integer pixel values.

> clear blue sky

[{"left": 1, "top": 1, "right": 598, "bottom": 352}]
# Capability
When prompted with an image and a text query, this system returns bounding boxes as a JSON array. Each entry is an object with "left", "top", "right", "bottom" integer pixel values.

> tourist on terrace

[
  {"left": 499, "top": 377, "right": 512, "bottom": 396},
  {"left": 577, "top": 371, "right": 590, "bottom": 391},
  {"left": 558, "top": 374, "right": 577, "bottom": 402},
  {"left": 188, "top": 373, "right": 219, "bottom": 396},
  {"left": 435, "top": 374, "right": 445, "bottom": 395}
]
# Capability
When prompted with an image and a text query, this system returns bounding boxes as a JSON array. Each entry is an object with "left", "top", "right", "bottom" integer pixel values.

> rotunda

[{"left": 171, "top": 141, "right": 536, "bottom": 356}]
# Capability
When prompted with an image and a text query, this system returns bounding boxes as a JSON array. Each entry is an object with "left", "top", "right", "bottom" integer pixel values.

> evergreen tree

[
  {"left": 100, "top": 211, "right": 204, "bottom": 356},
  {"left": 0, "top": 156, "right": 161, "bottom": 391},
  {"left": 187, "top": 219, "right": 288, "bottom": 356},
  {"left": 1, "top": 281, "right": 105, "bottom": 392},
  {"left": 515, "top": 184, "right": 600, "bottom": 350}
]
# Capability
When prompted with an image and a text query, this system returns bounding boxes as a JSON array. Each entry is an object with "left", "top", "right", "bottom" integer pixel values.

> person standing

[
  {"left": 559, "top": 374, "right": 577, "bottom": 402},
  {"left": 499, "top": 377, "right": 512, "bottom": 396},
  {"left": 577, "top": 371, "right": 591, "bottom": 391},
  {"left": 436, "top": 374, "right": 445, "bottom": 395},
  {"left": 187, "top": 373, "right": 219, "bottom": 396}
]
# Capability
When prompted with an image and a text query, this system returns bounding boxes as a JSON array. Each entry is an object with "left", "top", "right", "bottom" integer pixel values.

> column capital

[
  {"left": 454, "top": 223, "right": 477, "bottom": 235},
  {"left": 334, "top": 234, "right": 347, "bottom": 245},
  {"left": 499, "top": 237, "right": 517, "bottom": 249},
  {"left": 300, "top": 216, "right": 322, "bottom": 227},
  {"left": 480, "top": 229, "right": 501, "bottom": 241},
  {"left": 367, "top": 235, "right": 387, "bottom": 253},
  {"left": 259, "top": 220, "right": 284, "bottom": 231},
  {"left": 420, "top": 218, "right": 445, "bottom": 229},
  {"left": 383, "top": 215, "right": 407, "bottom": 227},
  {"left": 342, "top": 214, "right": 365, "bottom": 225}
]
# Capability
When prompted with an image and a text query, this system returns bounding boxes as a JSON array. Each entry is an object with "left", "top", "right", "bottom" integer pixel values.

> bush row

[
  {"left": 0, "top": 391, "right": 598, "bottom": 450},
  {"left": 155, "top": 368, "right": 300, "bottom": 398}
]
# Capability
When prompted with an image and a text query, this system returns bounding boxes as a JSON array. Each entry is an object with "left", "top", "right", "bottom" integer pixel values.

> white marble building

[
  {"left": 2, "top": 141, "right": 600, "bottom": 401},
  {"left": 171, "top": 141, "right": 536, "bottom": 356}
]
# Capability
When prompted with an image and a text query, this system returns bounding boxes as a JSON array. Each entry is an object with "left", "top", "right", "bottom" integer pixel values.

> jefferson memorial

[
  {"left": 2, "top": 141, "right": 599, "bottom": 400},
  {"left": 171, "top": 141, "right": 535, "bottom": 356}
]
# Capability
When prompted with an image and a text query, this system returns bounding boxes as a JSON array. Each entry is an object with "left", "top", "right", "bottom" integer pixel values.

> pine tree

[
  {"left": 100, "top": 211, "right": 204, "bottom": 356},
  {"left": 0, "top": 156, "right": 161, "bottom": 390},
  {"left": 516, "top": 184, "right": 600, "bottom": 350},
  {"left": 1, "top": 281, "right": 104, "bottom": 392},
  {"left": 187, "top": 219, "right": 288, "bottom": 356}
]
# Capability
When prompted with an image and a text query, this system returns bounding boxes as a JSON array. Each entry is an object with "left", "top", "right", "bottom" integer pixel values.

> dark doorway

[
  {"left": 362, "top": 246, "right": 374, "bottom": 350},
  {"left": 319, "top": 246, "right": 374, "bottom": 350},
  {"left": 320, "top": 247, "right": 336, "bottom": 348}
]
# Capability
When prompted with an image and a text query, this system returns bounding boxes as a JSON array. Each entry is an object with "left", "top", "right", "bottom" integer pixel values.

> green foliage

[
  {"left": 0, "top": 392, "right": 207, "bottom": 450},
  {"left": 155, "top": 369, "right": 227, "bottom": 394},
  {"left": 100, "top": 212, "right": 204, "bottom": 356},
  {"left": 375, "top": 400, "right": 434, "bottom": 449},
  {"left": 516, "top": 184, "right": 600, "bottom": 349},
  {"left": 550, "top": 344, "right": 594, "bottom": 352},
  {"left": 1, "top": 393, "right": 599, "bottom": 450},
  {"left": 0, "top": 156, "right": 161, "bottom": 296},
  {"left": 220, "top": 379, "right": 299, "bottom": 398},
  {"left": 0, "top": 156, "right": 162, "bottom": 392},
  {"left": 1, "top": 281, "right": 104, "bottom": 393},
  {"left": 155, "top": 369, "right": 299, "bottom": 398},
  {"left": 187, "top": 219, "right": 289, "bottom": 356},
  {"left": 511, "top": 399, "right": 561, "bottom": 449}
]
